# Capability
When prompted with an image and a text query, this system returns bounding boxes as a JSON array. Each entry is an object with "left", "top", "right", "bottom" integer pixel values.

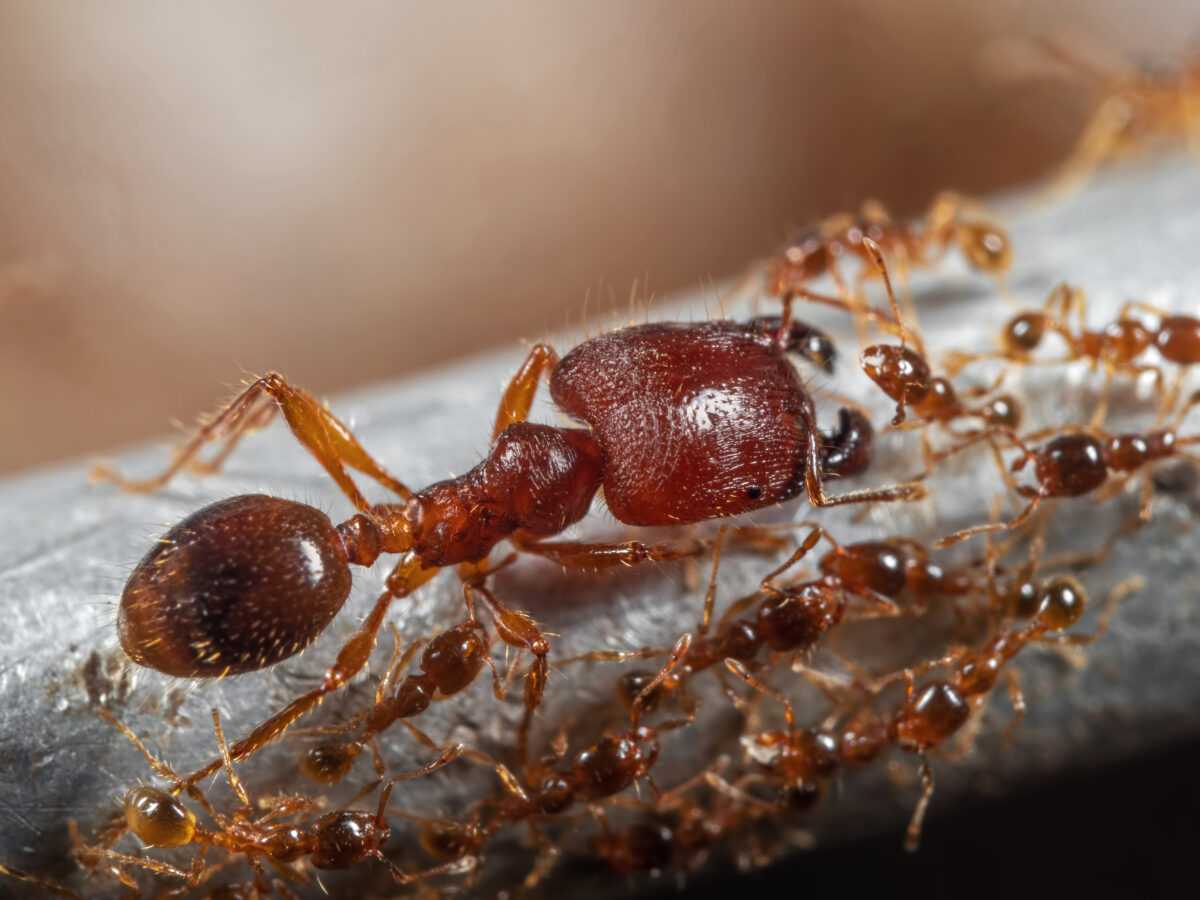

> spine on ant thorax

[{"left": 405, "top": 422, "right": 604, "bottom": 567}]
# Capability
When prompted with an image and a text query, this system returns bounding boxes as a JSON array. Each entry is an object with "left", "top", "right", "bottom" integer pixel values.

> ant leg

[
  {"left": 698, "top": 526, "right": 728, "bottom": 637},
  {"left": 513, "top": 533, "right": 712, "bottom": 570},
  {"left": 377, "top": 853, "right": 478, "bottom": 886},
  {"left": 758, "top": 524, "right": 825, "bottom": 595},
  {"left": 0, "top": 864, "right": 81, "bottom": 899},
  {"left": 182, "top": 553, "right": 440, "bottom": 787},
  {"left": 1045, "top": 94, "right": 1134, "bottom": 199},
  {"left": 492, "top": 343, "right": 561, "bottom": 439},
  {"left": 935, "top": 494, "right": 1041, "bottom": 548},
  {"left": 210, "top": 709, "right": 253, "bottom": 813},
  {"left": 904, "top": 754, "right": 936, "bottom": 852},
  {"left": 725, "top": 660, "right": 795, "bottom": 732},
  {"left": 92, "top": 372, "right": 412, "bottom": 510},
  {"left": 1002, "top": 668, "right": 1027, "bottom": 741}
]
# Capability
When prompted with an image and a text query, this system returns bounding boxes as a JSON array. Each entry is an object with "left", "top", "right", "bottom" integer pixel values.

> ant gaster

[{"left": 95, "top": 312, "right": 925, "bottom": 786}]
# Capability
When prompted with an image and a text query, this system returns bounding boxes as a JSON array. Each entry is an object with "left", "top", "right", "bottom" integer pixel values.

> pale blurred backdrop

[{"left": 2, "top": 1, "right": 1197, "bottom": 473}]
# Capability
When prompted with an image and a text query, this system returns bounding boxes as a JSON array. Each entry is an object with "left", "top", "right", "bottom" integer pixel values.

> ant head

[
  {"left": 860, "top": 344, "right": 933, "bottom": 411},
  {"left": 124, "top": 787, "right": 196, "bottom": 848},
  {"left": 956, "top": 222, "right": 1012, "bottom": 276},
  {"left": 1034, "top": 576, "right": 1086, "bottom": 631}
]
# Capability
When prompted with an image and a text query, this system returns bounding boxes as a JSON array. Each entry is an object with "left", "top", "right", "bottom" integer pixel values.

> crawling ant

[
  {"left": 935, "top": 390, "right": 1200, "bottom": 546},
  {"left": 715, "top": 565, "right": 1137, "bottom": 850},
  {"left": 764, "top": 192, "right": 1012, "bottom": 308},
  {"left": 943, "top": 284, "right": 1187, "bottom": 427},
  {"left": 93, "top": 306, "right": 925, "bottom": 786},
  {"left": 1033, "top": 38, "right": 1200, "bottom": 198},
  {"left": 578, "top": 523, "right": 912, "bottom": 723},
  {"left": 82, "top": 707, "right": 472, "bottom": 894}
]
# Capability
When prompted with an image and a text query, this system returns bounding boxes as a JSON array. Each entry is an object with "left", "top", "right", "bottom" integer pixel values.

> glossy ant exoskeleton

[
  {"left": 935, "top": 390, "right": 1200, "bottom": 546},
  {"left": 81, "top": 708, "right": 472, "bottom": 894},
  {"left": 942, "top": 284, "right": 1185, "bottom": 427},
  {"left": 93, "top": 308, "right": 926, "bottom": 787}
]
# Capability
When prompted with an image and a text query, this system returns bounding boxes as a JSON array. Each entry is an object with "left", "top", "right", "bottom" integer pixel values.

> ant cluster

[{"left": 8, "top": 125, "right": 1197, "bottom": 899}]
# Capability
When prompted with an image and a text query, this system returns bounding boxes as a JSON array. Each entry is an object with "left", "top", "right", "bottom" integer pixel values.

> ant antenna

[
  {"left": 725, "top": 659, "right": 796, "bottom": 733},
  {"left": 862, "top": 236, "right": 924, "bottom": 356},
  {"left": 631, "top": 634, "right": 692, "bottom": 728}
]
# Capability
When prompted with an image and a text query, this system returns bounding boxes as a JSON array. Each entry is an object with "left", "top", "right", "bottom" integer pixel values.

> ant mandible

[{"left": 94, "top": 309, "right": 926, "bottom": 787}]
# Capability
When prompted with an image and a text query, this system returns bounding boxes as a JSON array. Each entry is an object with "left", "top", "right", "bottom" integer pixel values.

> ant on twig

[
  {"left": 933, "top": 389, "right": 1200, "bottom": 546},
  {"left": 77, "top": 708, "right": 472, "bottom": 895},
  {"left": 92, "top": 298, "right": 926, "bottom": 788}
]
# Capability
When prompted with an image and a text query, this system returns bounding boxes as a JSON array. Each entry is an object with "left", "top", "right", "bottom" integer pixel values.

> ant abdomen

[
  {"left": 124, "top": 787, "right": 196, "bottom": 848},
  {"left": 310, "top": 811, "right": 387, "bottom": 869},
  {"left": 1155, "top": 315, "right": 1200, "bottom": 363},
  {"left": 893, "top": 682, "right": 970, "bottom": 752},
  {"left": 955, "top": 222, "right": 1012, "bottom": 275},
  {"left": 1028, "top": 434, "right": 1108, "bottom": 497},
  {"left": 119, "top": 495, "right": 353, "bottom": 677}
]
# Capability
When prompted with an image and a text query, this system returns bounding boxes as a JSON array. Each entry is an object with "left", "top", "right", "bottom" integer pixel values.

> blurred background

[{"left": 2, "top": 0, "right": 1198, "bottom": 474}]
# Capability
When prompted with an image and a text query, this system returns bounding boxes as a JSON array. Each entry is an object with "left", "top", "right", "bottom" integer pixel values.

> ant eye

[{"left": 745, "top": 485, "right": 764, "bottom": 500}]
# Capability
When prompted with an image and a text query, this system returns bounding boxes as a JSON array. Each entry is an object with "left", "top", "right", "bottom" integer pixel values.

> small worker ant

[
  {"left": 765, "top": 192, "right": 1012, "bottom": 306},
  {"left": 935, "top": 390, "right": 1200, "bottom": 546},
  {"left": 83, "top": 708, "right": 472, "bottom": 894},
  {"left": 856, "top": 237, "right": 1023, "bottom": 449},
  {"left": 715, "top": 566, "right": 1137, "bottom": 850},
  {"left": 942, "top": 284, "right": 1186, "bottom": 427},
  {"left": 1033, "top": 38, "right": 1200, "bottom": 198},
  {"left": 93, "top": 306, "right": 926, "bottom": 787}
]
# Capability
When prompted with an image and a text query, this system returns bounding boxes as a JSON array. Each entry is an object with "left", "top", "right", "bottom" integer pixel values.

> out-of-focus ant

[{"left": 79, "top": 708, "right": 472, "bottom": 894}]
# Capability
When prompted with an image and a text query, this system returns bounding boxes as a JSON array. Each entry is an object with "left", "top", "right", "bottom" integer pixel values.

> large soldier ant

[{"left": 93, "top": 308, "right": 926, "bottom": 788}]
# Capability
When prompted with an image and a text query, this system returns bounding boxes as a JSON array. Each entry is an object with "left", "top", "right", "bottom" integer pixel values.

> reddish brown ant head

[
  {"left": 118, "top": 495, "right": 353, "bottom": 677},
  {"left": 860, "top": 345, "right": 933, "bottom": 424}
]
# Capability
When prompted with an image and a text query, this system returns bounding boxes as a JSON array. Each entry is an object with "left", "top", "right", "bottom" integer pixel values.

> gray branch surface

[{"left": 3, "top": 156, "right": 1200, "bottom": 897}]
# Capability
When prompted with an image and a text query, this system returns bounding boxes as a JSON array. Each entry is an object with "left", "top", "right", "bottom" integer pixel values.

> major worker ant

[{"left": 93, "top": 309, "right": 926, "bottom": 788}]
